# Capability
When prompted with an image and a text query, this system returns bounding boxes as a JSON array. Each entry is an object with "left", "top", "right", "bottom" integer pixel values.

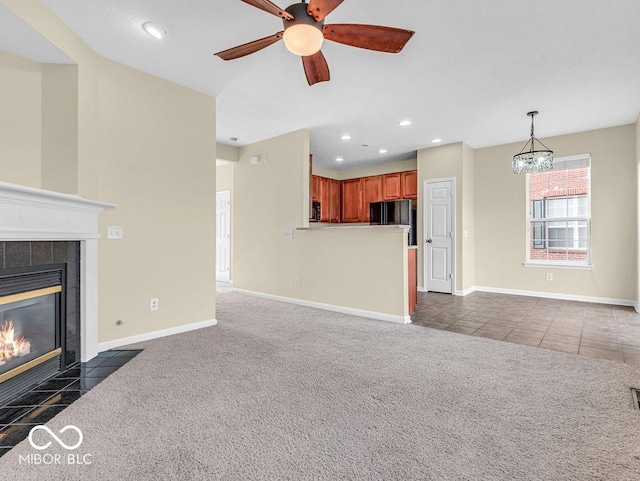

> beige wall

[
  {"left": 233, "top": 130, "right": 408, "bottom": 319},
  {"left": 0, "top": 50, "right": 42, "bottom": 187},
  {"left": 96, "top": 58, "right": 217, "bottom": 342},
  {"left": 314, "top": 158, "right": 417, "bottom": 180},
  {"left": 3, "top": 0, "right": 103, "bottom": 199},
  {"left": 217, "top": 143, "right": 238, "bottom": 162},
  {"left": 233, "top": 130, "right": 309, "bottom": 294},
  {"left": 461, "top": 143, "right": 475, "bottom": 291},
  {"left": 216, "top": 162, "right": 234, "bottom": 192},
  {"left": 41, "top": 64, "right": 78, "bottom": 193},
  {"left": 293, "top": 227, "right": 408, "bottom": 318},
  {"left": 474, "top": 124, "right": 637, "bottom": 301},
  {"left": 2, "top": 0, "right": 218, "bottom": 344},
  {"left": 636, "top": 114, "right": 640, "bottom": 306},
  {"left": 417, "top": 143, "right": 471, "bottom": 291}
]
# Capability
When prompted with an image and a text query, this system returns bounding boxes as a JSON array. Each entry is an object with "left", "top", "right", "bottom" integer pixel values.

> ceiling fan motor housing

[{"left": 283, "top": 2, "right": 325, "bottom": 31}]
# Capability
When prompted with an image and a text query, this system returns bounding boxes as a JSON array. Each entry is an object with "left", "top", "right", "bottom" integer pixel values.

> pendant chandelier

[{"left": 512, "top": 111, "right": 553, "bottom": 174}]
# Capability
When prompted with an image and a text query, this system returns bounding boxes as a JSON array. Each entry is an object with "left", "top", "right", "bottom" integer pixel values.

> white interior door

[
  {"left": 424, "top": 179, "right": 453, "bottom": 293},
  {"left": 216, "top": 191, "right": 231, "bottom": 282}
]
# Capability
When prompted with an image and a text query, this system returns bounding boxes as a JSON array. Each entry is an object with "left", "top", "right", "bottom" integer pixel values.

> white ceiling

[{"left": 25, "top": 0, "right": 640, "bottom": 169}]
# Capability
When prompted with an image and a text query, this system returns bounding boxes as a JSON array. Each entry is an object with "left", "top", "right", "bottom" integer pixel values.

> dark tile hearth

[{"left": 0, "top": 349, "right": 142, "bottom": 456}]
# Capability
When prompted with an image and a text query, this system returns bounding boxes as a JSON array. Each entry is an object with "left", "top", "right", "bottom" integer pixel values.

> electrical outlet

[
  {"left": 294, "top": 277, "right": 301, "bottom": 287},
  {"left": 284, "top": 230, "right": 294, "bottom": 240},
  {"left": 546, "top": 273, "right": 553, "bottom": 281},
  {"left": 150, "top": 298, "right": 159, "bottom": 311}
]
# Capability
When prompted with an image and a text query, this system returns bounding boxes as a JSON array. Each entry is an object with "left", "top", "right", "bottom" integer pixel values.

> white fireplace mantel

[{"left": 0, "top": 181, "right": 116, "bottom": 362}]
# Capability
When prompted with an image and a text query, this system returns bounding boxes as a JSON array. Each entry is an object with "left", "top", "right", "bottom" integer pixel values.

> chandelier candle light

[{"left": 512, "top": 111, "right": 554, "bottom": 174}]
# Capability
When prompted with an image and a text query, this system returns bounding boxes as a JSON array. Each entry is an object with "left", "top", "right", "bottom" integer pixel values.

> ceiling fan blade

[
  {"left": 323, "top": 24, "right": 415, "bottom": 53},
  {"left": 302, "top": 50, "right": 330, "bottom": 86},
  {"left": 240, "top": 0, "right": 294, "bottom": 20},
  {"left": 215, "top": 32, "right": 284, "bottom": 60},
  {"left": 306, "top": 0, "right": 344, "bottom": 22}
]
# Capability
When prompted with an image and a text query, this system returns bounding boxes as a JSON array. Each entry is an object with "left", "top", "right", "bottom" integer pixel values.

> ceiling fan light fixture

[{"left": 283, "top": 23, "right": 324, "bottom": 56}]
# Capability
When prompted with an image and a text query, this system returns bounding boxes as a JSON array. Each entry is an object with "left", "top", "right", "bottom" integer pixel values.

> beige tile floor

[{"left": 411, "top": 291, "right": 640, "bottom": 365}]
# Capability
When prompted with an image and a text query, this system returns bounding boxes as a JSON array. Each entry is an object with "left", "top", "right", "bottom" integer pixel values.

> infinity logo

[{"left": 28, "top": 425, "right": 83, "bottom": 451}]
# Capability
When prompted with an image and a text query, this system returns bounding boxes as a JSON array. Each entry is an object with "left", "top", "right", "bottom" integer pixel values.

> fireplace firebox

[
  {"left": 0, "top": 286, "right": 61, "bottom": 380},
  {"left": 0, "top": 241, "right": 81, "bottom": 406}
]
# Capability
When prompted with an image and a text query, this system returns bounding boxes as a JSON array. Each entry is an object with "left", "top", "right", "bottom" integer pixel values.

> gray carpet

[{"left": 3, "top": 292, "right": 640, "bottom": 480}]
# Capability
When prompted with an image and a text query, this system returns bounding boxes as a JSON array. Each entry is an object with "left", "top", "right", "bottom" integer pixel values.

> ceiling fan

[{"left": 214, "top": 0, "right": 415, "bottom": 86}]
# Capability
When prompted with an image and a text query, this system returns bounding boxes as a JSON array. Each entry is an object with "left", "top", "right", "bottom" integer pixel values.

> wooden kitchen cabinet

[
  {"left": 383, "top": 173, "right": 402, "bottom": 200},
  {"left": 401, "top": 170, "right": 418, "bottom": 199},
  {"left": 312, "top": 175, "right": 320, "bottom": 202},
  {"left": 408, "top": 248, "right": 417, "bottom": 314},
  {"left": 329, "top": 179, "right": 340, "bottom": 223},
  {"left": 319, "top": 177, "right": 330, "bottom": 222},
  {"left": 363, "top": 175, "right": 383, "bottom": 222},
  {"left": 341, "top": 178, "right": 363, "bottom": 223}
]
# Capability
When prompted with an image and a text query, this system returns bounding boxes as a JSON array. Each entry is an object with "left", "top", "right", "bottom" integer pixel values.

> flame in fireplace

[{"left": 0, "top": 320, "right": 31, "bottom": 364}]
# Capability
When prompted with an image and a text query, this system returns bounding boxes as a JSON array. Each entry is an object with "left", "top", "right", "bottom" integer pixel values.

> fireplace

[
  {"left": 0, "top": 247, "right": 81, "bottom": 406},
  {"left": 0, "top": 181, "right": 114, "bottom": 405}
]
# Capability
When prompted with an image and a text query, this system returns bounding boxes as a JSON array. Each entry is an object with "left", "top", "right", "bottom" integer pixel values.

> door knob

[{"left": 426, "top": 239, "right": 433, "bottom": 243}]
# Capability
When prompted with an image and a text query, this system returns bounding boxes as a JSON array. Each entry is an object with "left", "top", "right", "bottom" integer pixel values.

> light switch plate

[{"left": 107, "top": 226, "right": 123, "bottom": 239}]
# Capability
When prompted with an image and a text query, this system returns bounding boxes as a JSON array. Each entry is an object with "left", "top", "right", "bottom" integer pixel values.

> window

[{"left": 527, "top": 154, "right": 591, "bottom": 266}]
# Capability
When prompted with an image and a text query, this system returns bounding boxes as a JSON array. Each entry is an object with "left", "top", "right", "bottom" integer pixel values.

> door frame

[
  {"left": 423, "top": 177, "right": 456, "bottom": 294},
  {"left": 216, "top": 190, "right": 231, "bottom": 282}
]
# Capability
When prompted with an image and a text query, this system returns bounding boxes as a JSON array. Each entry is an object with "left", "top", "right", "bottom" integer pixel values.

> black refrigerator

[{"left": 370, "top": 199, "right": 417, "bottom": 246}]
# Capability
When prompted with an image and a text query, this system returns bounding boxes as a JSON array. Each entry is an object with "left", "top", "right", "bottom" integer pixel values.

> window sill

[{"left": 523, "top": 262, "right": 593, "bottom": 271}]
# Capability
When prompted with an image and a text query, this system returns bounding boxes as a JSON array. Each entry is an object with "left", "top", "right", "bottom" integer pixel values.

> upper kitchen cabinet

[
  {"left": 329, "top": 179, "right": 340, "bottom": 223},
  {"left": 312, "top": 168, "right": 416, "bottom": 223},
  {"left": 383, "top": 173, "right": 402, "bottom": 200},
  {"left": 341, "top": 178, "right": 363, "bottom": 223},
  {"left": 319, "top": 176, "right": 330, "bottom": 222},
  {"left": 401, "top": 170, "right": 418, "bottom": 199},
  {"left": 312, "top": 174, "right": 320, "bottom": 202},
  {"left": 363, "top": 176, "right": 383, "bottom": 222}
]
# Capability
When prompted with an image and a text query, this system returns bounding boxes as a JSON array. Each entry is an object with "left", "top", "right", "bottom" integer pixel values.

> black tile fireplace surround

[{"left": 0, "top": 242, "right": 81, "bottom": 406}]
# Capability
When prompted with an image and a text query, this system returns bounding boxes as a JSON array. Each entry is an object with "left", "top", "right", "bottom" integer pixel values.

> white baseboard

[
  {"left": 454, "top": 287, "right": 477, "bottom": 296},
  {"left": 472, "top": 285, "right": 636, "bottom": 307},
  {"left": 634, "top": 302, "right": 639, "bottom": 314},
  {"left": 98, "top": 319, "right": 218, "bottom": 352},
  {"left": 417, "top": 286, "right": 426, "bottom": 292},
  {"left": 233, "top": 288, "right": 411, "bottom": 324}
]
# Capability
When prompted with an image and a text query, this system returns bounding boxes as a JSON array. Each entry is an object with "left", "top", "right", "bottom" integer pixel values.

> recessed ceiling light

[
  {"left": 341, "top": 135, "right": 351, "bottom": 140},
  {"left": 432, "top": 138, "right": 442, "bottom": 144},
  {"left": 336, "top": 157, "right": 344, "bottom": 162},
  {"left": 398, "top": 120, "right": 412, "bottom": 127},
  {"left": 378, "top": 149, "right": 388, "bottom": 154},
  {"left": 143, "top": 22, "right": 167, "bottom": 39}
]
